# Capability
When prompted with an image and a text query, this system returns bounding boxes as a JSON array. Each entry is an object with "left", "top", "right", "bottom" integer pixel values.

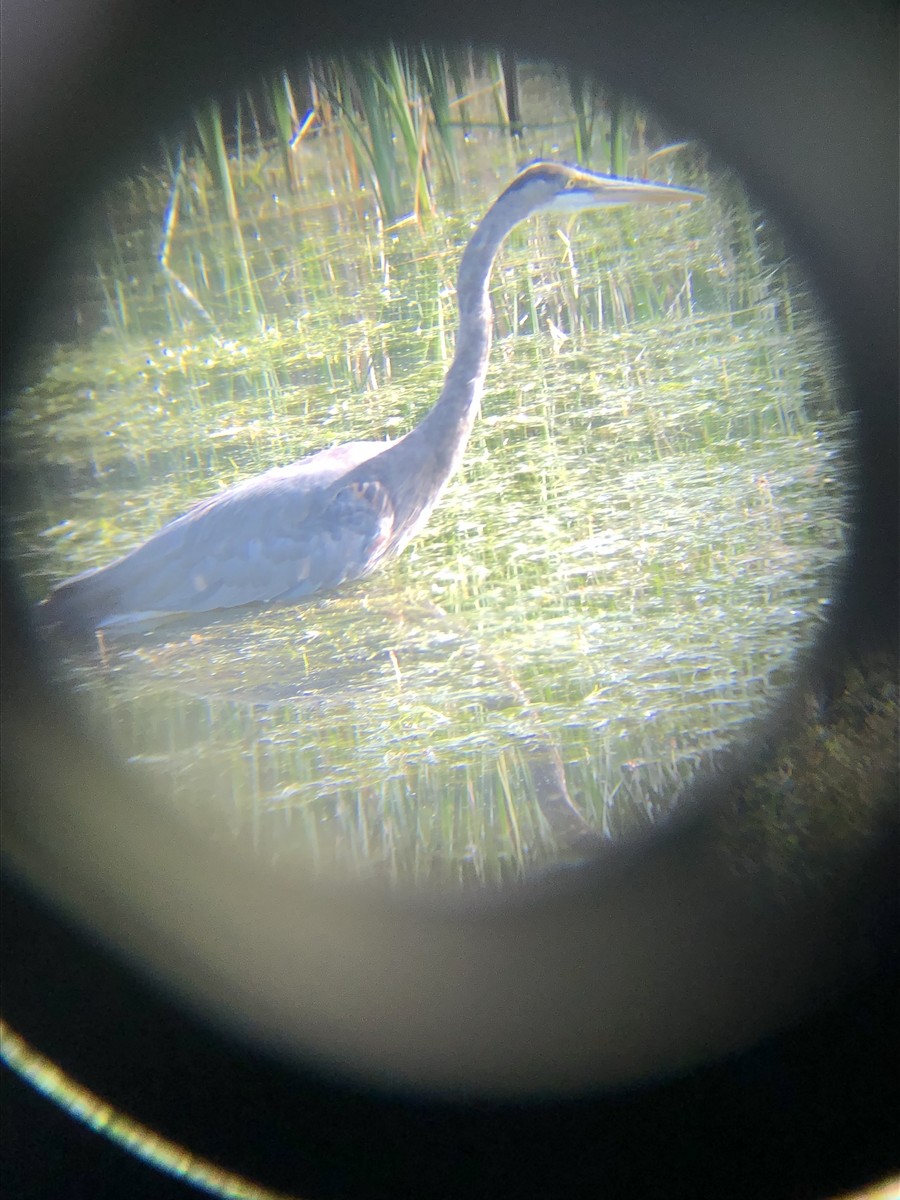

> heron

[{"left": 39, "top": 162, "right": 701, "bottom": 635}]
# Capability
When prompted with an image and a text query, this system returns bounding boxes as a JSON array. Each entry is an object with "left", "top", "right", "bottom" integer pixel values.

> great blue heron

[{"left": 39, "top": 162, "right": 701, "bottom": 634}]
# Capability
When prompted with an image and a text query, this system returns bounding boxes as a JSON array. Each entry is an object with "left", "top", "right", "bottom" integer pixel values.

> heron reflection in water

[{"left": 41, "top": 163, "right": 701, "bottom": 634}]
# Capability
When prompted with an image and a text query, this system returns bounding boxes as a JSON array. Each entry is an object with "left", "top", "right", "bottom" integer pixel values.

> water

[{"left": 5, "top": 63, "right": 852, "bottom": 887}]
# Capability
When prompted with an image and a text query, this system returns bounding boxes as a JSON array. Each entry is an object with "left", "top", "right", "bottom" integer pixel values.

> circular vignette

[{"left": 1, "top": 2, "right": 897, "bottom": 1198}]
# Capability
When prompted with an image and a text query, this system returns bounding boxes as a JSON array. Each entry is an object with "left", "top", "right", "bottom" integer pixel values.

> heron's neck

[{"left": 408, "top": 205, "right": 516, "bottom": 476}]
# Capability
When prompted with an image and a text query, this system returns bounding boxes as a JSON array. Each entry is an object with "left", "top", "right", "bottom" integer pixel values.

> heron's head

[{"left": 499, "top": 161, "right": 703, "bottom": 221}]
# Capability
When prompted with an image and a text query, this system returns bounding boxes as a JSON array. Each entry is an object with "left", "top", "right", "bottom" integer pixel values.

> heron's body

[{"left": 40, "top": 163, "right": 701, "bottom": 634}]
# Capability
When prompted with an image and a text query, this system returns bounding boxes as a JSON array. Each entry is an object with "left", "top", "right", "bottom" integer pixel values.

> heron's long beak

[{"left": 559, "top": 171, "right": 704, "bottom": 211}]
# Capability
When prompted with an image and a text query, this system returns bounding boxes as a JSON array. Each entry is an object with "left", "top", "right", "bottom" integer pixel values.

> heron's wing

[
  {"left": 275, "top": 478, "right": 396, "bottom": 602},
  {"left": 42, "top": 442, "right": 399, "bottom": 630},
  {"left": 94, "top": 471, "right": 395, "bottom": 624}
]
